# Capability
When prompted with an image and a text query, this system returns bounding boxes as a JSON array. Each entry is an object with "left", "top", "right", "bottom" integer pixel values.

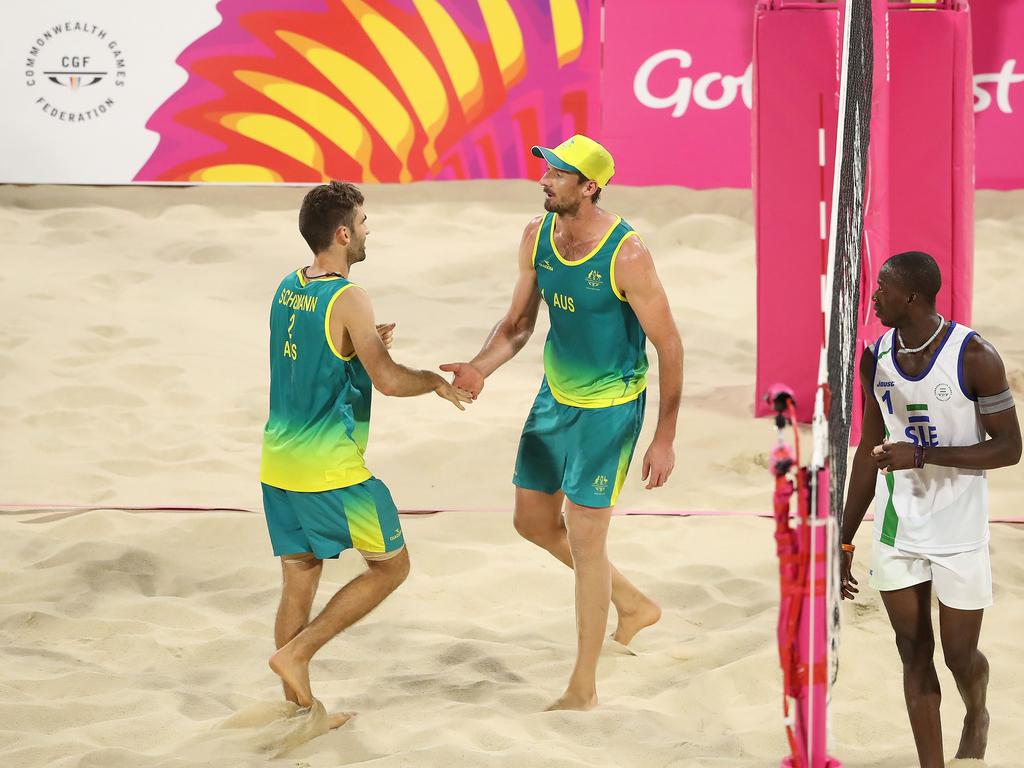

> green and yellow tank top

[
  {"left": 260, "top": 269, "right": 373, "bottom": 492},
  {"left": 533, "top": 212, "right": 648, "bottom": 408}
]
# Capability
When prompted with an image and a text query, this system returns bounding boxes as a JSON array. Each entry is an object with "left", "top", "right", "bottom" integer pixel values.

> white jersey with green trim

[{"left": 871, "top": 322, "right": 988, "bottom": 554}]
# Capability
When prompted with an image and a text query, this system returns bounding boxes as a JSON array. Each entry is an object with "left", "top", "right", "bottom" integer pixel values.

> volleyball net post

[{"left": 756, "top": 0, "right": 891, "bottom": 765}]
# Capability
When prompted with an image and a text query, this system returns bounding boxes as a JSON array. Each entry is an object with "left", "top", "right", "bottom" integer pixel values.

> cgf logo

[
  {"left": 24, "top": 21, "right": 128, "bottom": 124},
  {"left": 592, "top": 475, "right": 609, "bottom": 494},
  {"left": 586, "top": 269, "right": 603, "bottom": 290},
  {"left": 46, "top": 56, "right": 104, "bottom": 89}
]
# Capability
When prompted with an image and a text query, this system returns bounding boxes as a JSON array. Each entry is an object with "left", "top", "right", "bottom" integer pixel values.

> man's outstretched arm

[
  {"left": 331, "top": 286, "right": 471, "bottom": 409},
  {"left": 441, "top": 218, "right": 544, "bottom": 398}
]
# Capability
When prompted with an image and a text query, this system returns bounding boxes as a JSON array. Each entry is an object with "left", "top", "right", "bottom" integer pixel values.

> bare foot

[
  {"left": 328, "top": 712, "right": 355, "bottom": 730},
  {"left": 545, "top": 690, "right": 598, "bottom": 711},
  {"left": 955, "top": 708, "right": 989, "bottom": 760},
  {"left": 612, "top": 594, "right": 662, "bottom": 646},
  {"left": 269, "top": 646, "right": 313, "bottom": 708}
]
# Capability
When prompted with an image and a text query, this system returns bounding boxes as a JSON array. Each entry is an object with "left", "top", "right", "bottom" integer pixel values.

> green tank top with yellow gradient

[
  {"left": 533, "top": 212, "right": 648, "bottom": 408},
  {"left": 260, "top": 269, "right": 373, "bottom": 492}
]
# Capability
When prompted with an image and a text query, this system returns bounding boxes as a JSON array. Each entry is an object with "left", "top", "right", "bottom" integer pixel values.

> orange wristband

[{"left": 841, "top": 543, "right": 856, "bottom": 553}]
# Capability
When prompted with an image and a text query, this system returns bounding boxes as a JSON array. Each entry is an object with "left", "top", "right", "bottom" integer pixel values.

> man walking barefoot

[{"left": 443, "top": 136, "right": 683, "bottom": 710}]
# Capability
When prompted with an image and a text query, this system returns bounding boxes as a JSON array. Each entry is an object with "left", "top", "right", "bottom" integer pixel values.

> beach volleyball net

[{"left": 764, "top": 1, "right": 883, "bottom": 766}]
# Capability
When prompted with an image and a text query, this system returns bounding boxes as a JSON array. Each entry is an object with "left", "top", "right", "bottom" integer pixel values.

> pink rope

[{"left": 3, "top": 503, "right": 1022, "bottom": 524}]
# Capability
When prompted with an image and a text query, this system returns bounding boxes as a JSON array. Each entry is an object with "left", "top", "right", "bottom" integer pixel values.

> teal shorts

[
  {"left": 513, "top": 378, "right": 646, "bottom": 508},
  {"left": 261, "top": 477, "right": 405, "bottom": 560}
]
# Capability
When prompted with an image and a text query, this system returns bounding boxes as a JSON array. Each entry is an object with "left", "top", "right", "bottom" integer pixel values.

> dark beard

[
  {"left": 544, "top": 198, "right": 579, "bottom": 216},
  {"left": 349, "top": 243, "right": 367, "bottom": 264}
]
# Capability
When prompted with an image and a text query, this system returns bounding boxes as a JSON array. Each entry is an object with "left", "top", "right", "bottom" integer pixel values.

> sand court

[{"left": 2, "top": 182, "right": 1024, "bottom": 766}]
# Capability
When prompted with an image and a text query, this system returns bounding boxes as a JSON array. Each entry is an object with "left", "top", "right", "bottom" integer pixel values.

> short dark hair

[
  {"left": 298, "top": 181, "right": 364, "bottom": 254},
  {"left": 882, "top": 251, "right": 942, "bottom": 305},
  {"left": 574, "top": 171, "right": 602, "bottom": 204}
]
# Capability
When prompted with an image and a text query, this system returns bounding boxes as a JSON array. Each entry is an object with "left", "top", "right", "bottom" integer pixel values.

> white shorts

[{"left": 869, "top": 541, "right": 992, "bottom": 611}]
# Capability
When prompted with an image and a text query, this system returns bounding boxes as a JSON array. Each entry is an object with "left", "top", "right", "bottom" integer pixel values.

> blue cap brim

[{"left": 531, "top": 146, "right": 581, "bottom": 175}]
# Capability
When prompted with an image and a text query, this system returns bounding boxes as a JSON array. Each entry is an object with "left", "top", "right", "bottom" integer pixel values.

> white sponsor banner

[{"left": 0, "top": 1, "right": 219, "bottom": 183}]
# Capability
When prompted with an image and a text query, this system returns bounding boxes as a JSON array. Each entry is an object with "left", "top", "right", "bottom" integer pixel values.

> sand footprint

[
  {"left": 23, "top": 409, "right": 95, "bottom": 429},
  {"left": 73, "top": 332, "right": 159, "bottom": 354},
  {"left": 97, "top": 458, "right": 162, "bottom": 478},
  {"left": 52, "top": 354, "right": 101, "bottom": 369},
  {"left": 156, "top": 241, "right": 236, "bottom": 264},
  {"left": 188, "top": 245, "right": 236, "bottom": 264},
  {"left": 113, "top": 363, "right": 184, "bottom": 383},
  {"left": 39, "top": 211, "right": 112, "bottom": 230},
  {"left": 32, "top": 384, "right": 146, "bottom": 409},
  {"left": 87, "top": 324, "right": 128, "bottom": 339},
  {"left": 203, "top": 699, "right": 334, "bottom": 758},
  {"left": 85, "top": 270, "right": 151, "bottom": 292}
]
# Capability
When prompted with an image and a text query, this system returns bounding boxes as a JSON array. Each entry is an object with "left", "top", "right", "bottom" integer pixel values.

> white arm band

[{"left": 978, "top": 389, "right": 1015, "bottom": 415}]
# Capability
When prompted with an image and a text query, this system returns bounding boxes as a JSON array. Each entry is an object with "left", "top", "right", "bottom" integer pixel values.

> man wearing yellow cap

[{"left": 442, "top": 135, "right": 684, "bottom": 710}]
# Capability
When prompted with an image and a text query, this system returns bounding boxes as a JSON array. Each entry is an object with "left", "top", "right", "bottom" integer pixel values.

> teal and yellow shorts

[
  {"left": 513, "top": 378, "right": 646, "bottom": 508},
  {"left": 261, "top": 477, "right": 405, "bottom": 560}
]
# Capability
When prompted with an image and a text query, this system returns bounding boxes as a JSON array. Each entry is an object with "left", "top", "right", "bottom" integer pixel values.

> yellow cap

[{"left": 531, "top": 134, "right": 615, "bottom": 187}]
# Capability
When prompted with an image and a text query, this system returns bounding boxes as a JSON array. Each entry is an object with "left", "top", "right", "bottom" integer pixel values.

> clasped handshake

[
  {"left": 435, "top": 361, "right": 484, "bottom": 412},
  {"left": 375, "top": 322, "right": 478, "bottom": 412}
]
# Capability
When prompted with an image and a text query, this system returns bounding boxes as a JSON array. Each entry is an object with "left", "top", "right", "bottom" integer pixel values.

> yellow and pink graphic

[{"left": 137, "top": 0, "right": 597, "bottom": 183}]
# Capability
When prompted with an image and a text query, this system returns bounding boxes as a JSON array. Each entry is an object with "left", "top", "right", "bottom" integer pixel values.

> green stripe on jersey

[{"left": 880, "top": 471, "right": 899, "bottom": 546}]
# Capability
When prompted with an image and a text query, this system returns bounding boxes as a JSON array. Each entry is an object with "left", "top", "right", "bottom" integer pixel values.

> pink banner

[
  {"left": 752, "top": 5, "right": 842, "bottom": 423},
  {"left": 970, "top": 0, "right": 1024, "bottom": 190},
  {"left": 600, "top": 0, "right": 753, "bottom": 188},
  {"left": 601, "top": 0, "right": 1023, "bottom": 190},
  {"left": 753, "top": 3, "right": 977, "bottom": 425}
]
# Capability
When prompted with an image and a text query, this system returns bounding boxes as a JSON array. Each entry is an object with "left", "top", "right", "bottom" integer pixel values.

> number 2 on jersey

[{"left": 283, "top": 313, "right": 298, "bottom": 360}]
